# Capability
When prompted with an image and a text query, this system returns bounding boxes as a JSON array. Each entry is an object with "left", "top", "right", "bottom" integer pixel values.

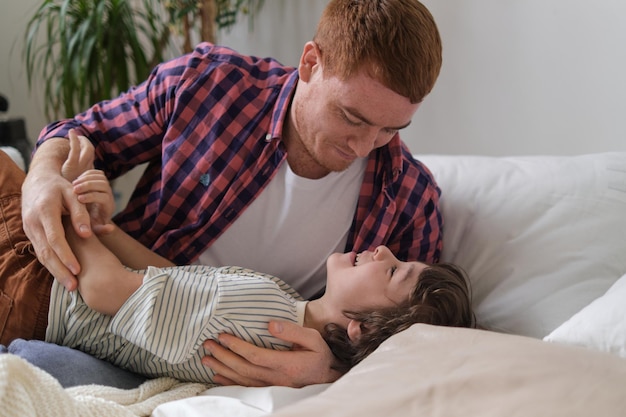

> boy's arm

[
  {"left": 64, "top": 217, "right": 143, "bottom": 316},
  {"left": 69, "top": 164, "right": 174, "bottom": 269},
  {"left": 97, "top": 225, "right": 175, "bottom": 269}
]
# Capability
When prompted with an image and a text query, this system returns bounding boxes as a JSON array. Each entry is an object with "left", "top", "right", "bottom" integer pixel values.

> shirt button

[{"left": 265, "top": 133, "right": 272, "bottom": 142}]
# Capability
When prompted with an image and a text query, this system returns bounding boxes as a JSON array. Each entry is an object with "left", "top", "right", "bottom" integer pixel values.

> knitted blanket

[{"left": 0, "top": 354, "right": 208, "bottom": 417}]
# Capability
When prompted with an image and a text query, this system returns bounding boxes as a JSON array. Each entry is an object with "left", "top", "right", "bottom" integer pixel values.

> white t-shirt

[{"left": 194, "top": 158, "right": 367, "bottom": 299}]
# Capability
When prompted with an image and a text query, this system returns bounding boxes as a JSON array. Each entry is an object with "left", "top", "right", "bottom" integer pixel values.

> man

[{"left": 4, "top": 0, "right": 442, "bottom": 387}]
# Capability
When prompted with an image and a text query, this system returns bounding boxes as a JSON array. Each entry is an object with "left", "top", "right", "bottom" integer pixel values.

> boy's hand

[
  {"left": 60, "top": 129, "right": 115, "bottom": 235},
  {"left": 72, "top": 170, "right": 116, "bottom": 235}
]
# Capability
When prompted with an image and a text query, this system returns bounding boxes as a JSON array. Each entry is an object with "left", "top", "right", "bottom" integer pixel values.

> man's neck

[
  {"left": 285, "top": 147, "right": 330, "bottom": 179},
  {"left": 282, "top": 107, "right": 330, "bottom": 179}
]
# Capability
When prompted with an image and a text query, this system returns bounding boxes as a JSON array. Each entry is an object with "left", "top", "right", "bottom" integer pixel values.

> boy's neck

[{"left": 303, "top": 298, "right": 348, "bottom": 335}]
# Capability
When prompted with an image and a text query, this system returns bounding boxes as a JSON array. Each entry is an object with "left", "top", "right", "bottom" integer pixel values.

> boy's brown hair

[
  {"left": 314, "top": 0, "right": 443, "bottom": 103},
  {"left": 325, "top": 262, "right": 475, "bottom": 373}
]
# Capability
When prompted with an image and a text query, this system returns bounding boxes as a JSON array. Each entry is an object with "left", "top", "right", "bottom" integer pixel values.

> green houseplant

[{"left": 23, "top": 0, "right": 265, "bottom": 119}]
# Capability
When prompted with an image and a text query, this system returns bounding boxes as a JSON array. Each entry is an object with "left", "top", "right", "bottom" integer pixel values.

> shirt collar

[
  {"left": 266, "top": 70, "right": 299, "bottom": 142},
  {"left": 376, "top": 133, "right": 404, "bottom": 182}
]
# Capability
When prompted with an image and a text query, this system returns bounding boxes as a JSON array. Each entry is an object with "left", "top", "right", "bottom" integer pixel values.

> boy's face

[{"left": 324, "top": 246, "right": 426, "bottom": 312}]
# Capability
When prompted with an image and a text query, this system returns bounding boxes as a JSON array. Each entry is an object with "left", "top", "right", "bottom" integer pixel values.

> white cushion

[
  {"left": 543, "top": 273, "right": 626, "bottom": 357},
  {"left": 416, "top": 153, "right": 626, "bottom": 338}
]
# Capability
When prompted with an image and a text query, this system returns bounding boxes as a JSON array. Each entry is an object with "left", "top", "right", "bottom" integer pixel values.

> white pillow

[
  {"left": 543, "top": 273, "right": 626, "bottom": 357},
  {"left": 268, "top": 325, "right": 626, "bottom": 417},
  {"left": 416, "top": 153, "right": 626, "bottom": 338}
]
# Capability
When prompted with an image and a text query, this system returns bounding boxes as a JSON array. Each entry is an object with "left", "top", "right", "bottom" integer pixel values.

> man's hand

[
  {"left": 21, "top": 133, "right": 95, "bottom": 291},
  {"left": 61, "top": 129, "right": 95, "bottom": 181},
  {"left": 202, "top": 320, "right": 342, "bottom": 387}
]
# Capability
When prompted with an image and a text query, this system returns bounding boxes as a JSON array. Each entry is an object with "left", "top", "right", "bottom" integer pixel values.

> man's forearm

[
  {"left": 26, "top": 137, "right": 70, "bottom": 178},
  {"left": 21, "top": 136, "right": 91, "bottom": 289}
]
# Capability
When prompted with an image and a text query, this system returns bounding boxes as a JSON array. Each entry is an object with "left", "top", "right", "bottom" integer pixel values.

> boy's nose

[{"left": 372, "top": 245, "right": 389, "bottom": 260}]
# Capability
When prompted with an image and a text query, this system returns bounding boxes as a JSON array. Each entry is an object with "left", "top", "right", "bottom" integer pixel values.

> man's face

[{"left": 289, "top": 43, "right": 420, "bottom": 175}]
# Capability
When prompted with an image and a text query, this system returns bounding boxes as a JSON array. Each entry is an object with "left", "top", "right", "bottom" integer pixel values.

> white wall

[
  {"left": 416, "top": 0, "right": 626, "bottom": 155},
  {"left": 2, "top": 0, "right": 625, "bottom": 159}
]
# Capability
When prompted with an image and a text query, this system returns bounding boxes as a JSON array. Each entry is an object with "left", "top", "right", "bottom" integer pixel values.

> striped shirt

[
  {"left": 38, "top": 42, "right": 443, "bottom": 268},
  {"left": 46, "top": 265, "right": 306, "bottom": 384}
]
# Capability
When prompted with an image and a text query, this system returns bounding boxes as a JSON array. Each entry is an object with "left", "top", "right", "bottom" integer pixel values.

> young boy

[{"left": 47, "top": 132, "right": 474, "bottom": 383}]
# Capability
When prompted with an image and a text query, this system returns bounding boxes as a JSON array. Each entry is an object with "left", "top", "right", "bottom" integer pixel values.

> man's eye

[
  {"left": 390, "top": 266, "right": 398, "bottom": 275},
  {"left": 341, "top": 112, "right": 362, "bottom": 126}
]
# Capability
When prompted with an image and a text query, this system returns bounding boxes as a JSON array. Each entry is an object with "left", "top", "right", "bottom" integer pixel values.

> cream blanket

[{"left": 0, "top": 354, "right": 208, "bottom": 417}]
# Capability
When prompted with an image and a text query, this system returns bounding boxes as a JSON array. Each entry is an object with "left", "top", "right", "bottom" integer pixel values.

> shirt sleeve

[{"left": 35, "top": 49, "right": 196, "bottom": 179}]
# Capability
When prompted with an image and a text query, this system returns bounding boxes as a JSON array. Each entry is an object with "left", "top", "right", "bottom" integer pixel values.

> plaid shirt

[{"left": 39, "top": 43, "right": 442, "bottom": 265}]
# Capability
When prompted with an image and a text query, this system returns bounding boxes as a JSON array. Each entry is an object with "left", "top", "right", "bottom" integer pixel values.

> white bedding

[
  {"left": 0, "top": 354, "right": 207, "bottom": 417},
  {"left": 544, "top": 272, "right": 626, "bottom": 357},
  {"left": 152, "top": 384, "right": 329, "bottom": 417}
]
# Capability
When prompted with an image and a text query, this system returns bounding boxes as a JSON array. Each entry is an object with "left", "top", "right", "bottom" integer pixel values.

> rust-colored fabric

[{"left": 0, "top": 150, "right": 53, "bottom": 345}]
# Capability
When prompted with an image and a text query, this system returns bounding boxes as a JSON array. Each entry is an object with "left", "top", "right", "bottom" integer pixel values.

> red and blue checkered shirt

[{"left": 38, "top": 43, "right": 442, "bottom": 266}]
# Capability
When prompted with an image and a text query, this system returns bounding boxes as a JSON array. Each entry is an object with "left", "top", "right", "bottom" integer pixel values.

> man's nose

[{"left": 348, "top": 131, "right": 378, "bottom": 158}]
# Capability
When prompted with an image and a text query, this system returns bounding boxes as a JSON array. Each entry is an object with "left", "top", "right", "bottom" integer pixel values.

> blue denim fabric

[{"left": 2, "top": 339, "right": 147, "bottom": 388}]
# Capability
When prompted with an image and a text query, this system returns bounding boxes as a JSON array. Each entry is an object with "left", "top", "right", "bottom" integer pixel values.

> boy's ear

[{"left": 347, "top": 319, "right": 363, "bottom": 343}]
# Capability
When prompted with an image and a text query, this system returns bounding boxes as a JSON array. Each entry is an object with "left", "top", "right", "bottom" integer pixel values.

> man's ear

[
  {"left": 298, "top": 41, "right": 322, "bottom": 82},
  {"left": 347, "top": 319, "right": 363, "bottom": 343}
]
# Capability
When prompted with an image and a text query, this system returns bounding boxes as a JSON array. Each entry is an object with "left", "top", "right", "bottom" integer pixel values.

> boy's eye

[{"left": 390, "top": 266, "right": 398, "bottom": 275}]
